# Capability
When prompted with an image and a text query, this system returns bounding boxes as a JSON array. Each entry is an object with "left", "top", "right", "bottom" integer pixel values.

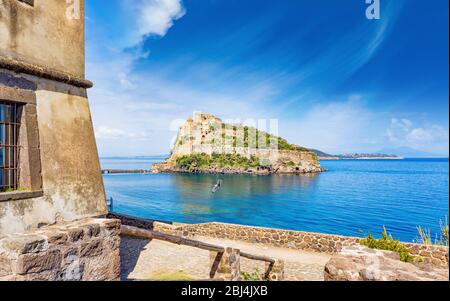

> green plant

[
  {"left": 360, "top": 226, "right": 415, "bottom": 263},
  {"left": 175, "top": 153, "right": 262, "bottom": 170},
  {"left": 439, "top": 216, "right": 449, "bottom": 246},
  {"left": 2, "top": 186, "right": 28, "bottom": 193},
  {"left": 146, "top": 270, "right": 194, "bottom": 281},
  {"left": 415, "top": 217, "right": 449, "bottom": 246},
  {"left": 241, "top": 269, "right": 264, "bottom": 281},
  {"left": 416, "top": 226, "right": 432, "bottom": 245},
  {"left": 285, "top": 161, "right": 296, "bottom": 167}
]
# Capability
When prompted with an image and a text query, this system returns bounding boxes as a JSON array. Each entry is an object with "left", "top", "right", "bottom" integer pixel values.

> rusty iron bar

[{"left": 0, "top": 102, "right": 21, "bottom": 191}]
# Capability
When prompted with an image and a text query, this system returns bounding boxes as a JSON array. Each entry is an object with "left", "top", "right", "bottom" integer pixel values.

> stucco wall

[
  {"left": 0, "top": 0, "right": 105, "bottom": 237},
  {"left": 0, "top": 71, "right": 106, "bottom": 237},
  {"left": 0, "top": 0, "right": 85, "bottom": 77}
]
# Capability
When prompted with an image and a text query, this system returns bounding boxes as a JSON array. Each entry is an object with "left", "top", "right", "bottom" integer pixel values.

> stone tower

[{"left": 0, "top": 0, "right": 106, "bottom": 236}]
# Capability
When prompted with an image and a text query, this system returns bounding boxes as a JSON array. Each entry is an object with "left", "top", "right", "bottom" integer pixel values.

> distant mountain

[
  {"left": 377, "top": 147, "right": 447, "bottom": 158},
  {"left": 309, "top": 149, "right": 335, "bottom": 158}
]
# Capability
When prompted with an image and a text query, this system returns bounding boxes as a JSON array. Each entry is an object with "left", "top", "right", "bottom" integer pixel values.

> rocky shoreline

[{"left": 152, "top": 162, "right": 326, "bottom": 175}]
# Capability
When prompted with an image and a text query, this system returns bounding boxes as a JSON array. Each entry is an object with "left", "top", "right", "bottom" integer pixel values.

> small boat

[{"left": 212, "top": 179, "right": 223, "bottom": 193}]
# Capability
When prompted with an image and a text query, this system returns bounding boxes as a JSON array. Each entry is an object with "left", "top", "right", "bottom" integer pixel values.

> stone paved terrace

[{"left": 120, "top": 235, "right": 331, "bottom": 281}]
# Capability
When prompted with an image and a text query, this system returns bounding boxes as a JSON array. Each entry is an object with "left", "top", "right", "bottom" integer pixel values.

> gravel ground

[{"left": 120, "top": 235, "right": 330, "bottom": 281}]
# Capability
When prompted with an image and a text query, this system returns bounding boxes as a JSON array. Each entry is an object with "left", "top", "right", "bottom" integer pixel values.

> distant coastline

[{"left": 310, "top": 149, "right": 404, "bottom": 161}]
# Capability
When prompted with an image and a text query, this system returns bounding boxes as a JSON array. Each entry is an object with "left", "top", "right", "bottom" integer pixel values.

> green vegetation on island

[
  {"left": 175, "top": 153, "right": 262, "bottom": 171},
  {"left": 199, "top": 123, "right": 311, "bottom": 152}
]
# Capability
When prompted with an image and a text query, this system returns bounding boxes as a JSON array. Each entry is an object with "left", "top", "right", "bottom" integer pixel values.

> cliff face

[{"left": 153, "top": 113, "right": 324, "bottom": 174}]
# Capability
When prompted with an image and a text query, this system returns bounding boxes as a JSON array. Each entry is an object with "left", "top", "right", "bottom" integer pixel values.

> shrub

[
  {"left": 241, "top": 269, "right": 265, "bottom": 281},
  {"left": 360, "top": 227, "right": 415, "bottom": 263},
  {"left": 416, "top": 226, "right": 432, "bottom": 245},
  {"left": 439, "top": 217, "right": 449, "bottom": 246},
  {"left": 175, "top": 153, "right": 262, "bottom": 170}
]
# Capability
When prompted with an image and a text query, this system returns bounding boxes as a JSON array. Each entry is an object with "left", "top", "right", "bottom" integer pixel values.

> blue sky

[{"left": 85, "top": 0, "right": 449, "bottom": 156}]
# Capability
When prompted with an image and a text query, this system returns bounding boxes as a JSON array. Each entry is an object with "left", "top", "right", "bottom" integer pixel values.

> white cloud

[
  {"left": 95, "top": 126, "right": 127, "bottom": 140},
  {"left": 281, "top": 96, "right": 379, "bottom": 154},
  {"left": 123, "top": 0, "right": 185, "bottom": 45},
  {"left": 387, "top": 118, "right": 449, "bottom": 151},
  {"left": 95, "top": 126, "right": 154, "bottom": 141},
  {"left": 138, "top": 0, "right": 185, "bottom": 37}
]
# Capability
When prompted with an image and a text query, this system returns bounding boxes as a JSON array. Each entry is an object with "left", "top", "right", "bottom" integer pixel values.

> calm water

[{"left": 101, "top": 157, "right": 449, "bottom": 242}]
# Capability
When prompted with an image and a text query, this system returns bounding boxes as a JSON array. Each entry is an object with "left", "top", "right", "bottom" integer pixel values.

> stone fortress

[
  {"left": 0, "top": 0, "right": 120, "bottom": 280},
  {"left": 154, "top": 112, "right": 324, "bottom": 174}
]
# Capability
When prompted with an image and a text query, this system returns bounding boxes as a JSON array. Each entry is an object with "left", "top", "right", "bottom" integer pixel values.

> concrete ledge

[
  {"left": 0, "top": 190, "right": 44, "bottom": 202},
  {"left": 0, "top": 57, "right": 93, "bottom": 89}
]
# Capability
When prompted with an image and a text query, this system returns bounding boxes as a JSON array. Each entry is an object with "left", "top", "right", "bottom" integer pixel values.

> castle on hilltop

[{"left": 154, "top": 112, "right": 323, "bottom": 174}]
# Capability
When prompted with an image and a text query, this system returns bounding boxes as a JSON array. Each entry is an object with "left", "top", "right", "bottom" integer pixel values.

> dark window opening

[
  {"left": 0, "top": 102, "right": 22, "bottom": 192},
  {"left": 18, "top": 0, "right": 34, "bottom": 7}
]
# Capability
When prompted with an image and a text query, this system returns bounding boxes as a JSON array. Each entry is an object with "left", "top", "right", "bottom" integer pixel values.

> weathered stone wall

[
  {"left": 108, "top": 213, "right": 449, "bottom": 268},
  {"left": 154, "top": 222, "right": 360, "bottom": 254},
  {"left": 405, "top": 243, "right": 449, "bottom": 267},
  {"left": 0, "top": 0, "right": 86, "bottom": 77},
  {"left": 152, "top": 221, "right": 448, "bottom": 267},
  {"left": 0, "top": 218, "right": 120, "bottom": 281}
]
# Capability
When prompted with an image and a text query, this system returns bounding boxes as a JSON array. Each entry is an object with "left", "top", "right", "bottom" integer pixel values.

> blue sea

[{"left": 101, "top": 157, "right": 449, "bottom": 243}]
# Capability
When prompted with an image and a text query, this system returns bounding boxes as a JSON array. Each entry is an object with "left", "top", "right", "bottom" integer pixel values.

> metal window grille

[{"left": 0, "top": 102, "right": 22, "bottom": 192}]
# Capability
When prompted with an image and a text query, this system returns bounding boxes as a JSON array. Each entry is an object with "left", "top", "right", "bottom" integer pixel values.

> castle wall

[
  {"left": 170, "top": 113, "right": 317, "bottom": 165},
  {"left": 0, "top": 0, "right": 85, "bottom": 77},
  {"left": 0, "top": 0, "right": 106, "bottom": 237},
  {"left": 186, "top": 145, "right": 316, "bottom": 164},
  {"left": 0, "top": 72, "right": 106, "bottom": 236}
]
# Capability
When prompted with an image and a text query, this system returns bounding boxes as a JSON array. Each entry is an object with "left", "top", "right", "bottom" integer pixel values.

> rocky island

[{"left": 152, "top": 113, "right": 324, "bottom": 174}]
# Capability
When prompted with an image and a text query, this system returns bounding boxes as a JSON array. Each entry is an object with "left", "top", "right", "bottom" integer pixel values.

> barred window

[{"left": 0, "top": 102, "right": 22, "bottom": 192}]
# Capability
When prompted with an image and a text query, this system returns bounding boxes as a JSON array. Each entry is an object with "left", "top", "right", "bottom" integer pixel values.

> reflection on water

[
  {"left": 171, "top": 173, "right": 320, "bottom": 218},
  {"left": 102, "top": 158, "right": 449, "bottom": 242},
  {"left": 173, "top": 173, "right": 319, "bottom": 198}
]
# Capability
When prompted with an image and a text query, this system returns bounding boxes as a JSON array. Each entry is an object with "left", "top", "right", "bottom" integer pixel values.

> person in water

[{"left": 212, "top": 179, "right": 223, "bottom": 193}]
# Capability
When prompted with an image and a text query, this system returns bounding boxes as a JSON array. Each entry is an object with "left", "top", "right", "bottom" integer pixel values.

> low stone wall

[
  {"left": 0, "top": 218, "right": 121, "bottom": 281},
  {"left": 153, "top": 221, "right": 448, "bottom": 267},
  {"left": 405, "top": 243, "right": 449, "bottom": 267},
  {"left": 107, "top": 213, "right": 449, "bottom": 268},
  {"left": 153, "top": 222, "right": 360, "bottom": 254}
]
